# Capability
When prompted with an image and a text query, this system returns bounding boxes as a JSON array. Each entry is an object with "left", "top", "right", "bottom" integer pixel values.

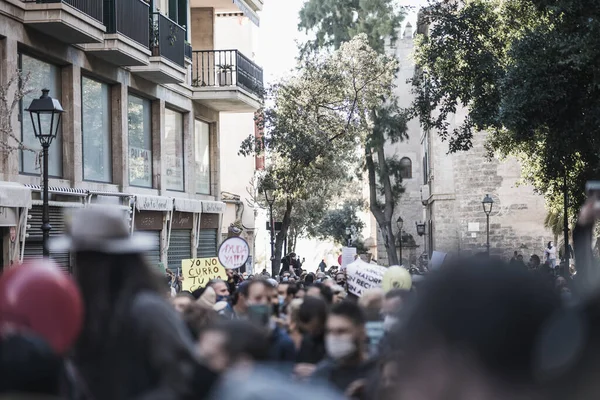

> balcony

[
  {"left": 191, "top": 0, "right": 262, "bottom": 22},
  {"left": 82, "top": 0, "right": 151, "bottom": 66},
  {"left": 129, "top": 12, "right": 186, "bottom": 84},
  {"left": 191, "top": 50, "right": 263, "bottom": 112},
  {"left": 21, "top": 0, "right": 105, "bottom": 43}
]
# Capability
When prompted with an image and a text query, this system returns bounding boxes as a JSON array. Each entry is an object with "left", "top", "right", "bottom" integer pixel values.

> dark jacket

[
  {"left": 268, "top": 327, "right": 296, "bottom": 363},
  {"left": 296, "top": 334, "right": 326, "bottom": 364},
  {"left": 573, "top": 222, "right": 599, "bottom": 296}
]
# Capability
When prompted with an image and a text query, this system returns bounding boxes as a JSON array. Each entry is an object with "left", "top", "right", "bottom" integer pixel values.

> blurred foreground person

[
  {"left": 51, "top": 207, "right": 198, "bottom": 400},
  {"left": 197, "top": 319, "right": 269, "bottom": 373},
  {"left": 295, "top": 296, "right": 328, "bottom": 378},
  {"left": 389, "top": 258, "right": 560, "bottom": 400},
  {"left": 0, "top": 332, "right": 64, "bottom": 399},
  {"left": 312, "top": 301, "right": 375, "bottom": 399}
]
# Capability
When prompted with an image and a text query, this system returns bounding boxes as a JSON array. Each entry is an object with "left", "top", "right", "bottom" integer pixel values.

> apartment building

[{"left": 0, "top": 0, "right": 263, "bottom": 272}]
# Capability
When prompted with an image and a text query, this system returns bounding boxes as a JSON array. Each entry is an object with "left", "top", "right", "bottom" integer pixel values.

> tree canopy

[
  {"left": 412, "top": 0, "right": 600, "bottom": 215},
  {"left": 298, "top": 0, "right": 409, "bottom": 265},
  {"left": 241, "top": 35, "right": 398, "bottom": 272}
]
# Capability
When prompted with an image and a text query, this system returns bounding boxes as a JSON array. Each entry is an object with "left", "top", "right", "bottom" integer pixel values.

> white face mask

[
  {"left": 383, "top": 315, "right": 399, "bottom": 332},
  {"left": 326, "top": 334, "right": 356, "bottom": 360}
]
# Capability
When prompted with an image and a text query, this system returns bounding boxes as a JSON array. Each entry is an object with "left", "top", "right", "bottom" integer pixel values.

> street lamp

[
  {"left": 396, "top": 216, "right": 404, "bottom": 265},
  {"left": 482, "top": 194, "right": 494, "bottom": 256},
  {"left": 263, "top": 186, "right": 276, "bottom": 276},
  {"left": 26, "top": 89, "right": 63, "bottom": 258}
]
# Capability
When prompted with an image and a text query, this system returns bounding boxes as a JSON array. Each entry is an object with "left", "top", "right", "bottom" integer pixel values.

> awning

[
  {"left": 233, "top": 0, "right": 259, "bottom": 26},
  {"left": 174, "top": 198, "right": 203, "bottom": 213},
  {"left": 135, "top": 195, "right": 174, "bottom": 212},
  {"left": 0, "top": 183, "right": 32, "bottom": 208},
  {"left": 202, "top": 200, "right": 227, "bottom": 214}
]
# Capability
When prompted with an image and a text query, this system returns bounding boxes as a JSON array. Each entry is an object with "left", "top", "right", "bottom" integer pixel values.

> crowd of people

[{"left": 4, "top": 198, "right": 600, "bottom": 400}]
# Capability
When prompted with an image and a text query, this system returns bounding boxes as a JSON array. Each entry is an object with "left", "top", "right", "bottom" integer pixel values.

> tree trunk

[
  {"left": 273, "top": 199, "right": 293, "bottom": 275},
  {"left": 366, "top": 145, "right": 399, "bottom": 266}
]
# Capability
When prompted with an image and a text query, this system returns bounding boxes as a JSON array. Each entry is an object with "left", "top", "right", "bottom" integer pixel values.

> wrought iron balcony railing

[
  {"left": 150, "top": 12, "right": 186, "bottom": 67},
  {"left": 23, "top": 0, "right": 103, "bottom": 22},
  {"left": 191, "top": 50, "right": 263, "bottom": 98},
  {"left": 103, "top": 0, "right": 149, "bottom": 47}
]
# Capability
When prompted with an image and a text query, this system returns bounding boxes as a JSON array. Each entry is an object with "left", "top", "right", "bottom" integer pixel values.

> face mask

[
  {"left": 247, "top": 304, "right": 271, "bottom": 327},
  {"left": 326, "top": 334, "right": 357, "bottom": 360},
  {"left": 383, "top": 315, "right": 399, "bottom": 332},
  {"left": 278, "top": 295, "right": 285, "bottom": 305},
  {"left": 216, "top": 295, "right": 229, "bottom": 303}
]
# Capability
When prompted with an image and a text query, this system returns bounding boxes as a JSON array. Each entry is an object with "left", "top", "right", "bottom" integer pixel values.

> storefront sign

[
  {"left": 202, "top": 200, "right": 226, "bottom": 214},
  {"left": 218, "top": 236, "right": 250, "bottom": 269},
  {"left": 0, "top": 207, "right": 18, "bottom": 227},
  {"left": 181, "top": 257, "right": 226, "bottom": 292},
  {"left": 172, "top": 211, "right": 193, "bottom": 229},
  {"left": 346, "top": 259, "right": 387, "bottom": 297},
  {"left": 174, "top": 198, "right": 203, "bottom": 213},
  {"left": 134, "top": 211, "right": 164, "bottom": 231},
  {"left": 136, "top": 195, "right": 173, "bottom": 212}
]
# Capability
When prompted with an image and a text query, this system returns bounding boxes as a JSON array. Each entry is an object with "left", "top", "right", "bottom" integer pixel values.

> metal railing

[
  {"left": 191, "top": 50, "right": 263, "bottom": 98},
  {"left": 150, "top": 12, "right": 186, "bottom": 67},
  {"left": 104, "top": 0, "right": 149, "bottom": 47},
  {"left": 184, "top": 42, "right": 192, "bottom": 60},
  {"left": 23, "top": 0, "right": 103, "bottom": 22}
]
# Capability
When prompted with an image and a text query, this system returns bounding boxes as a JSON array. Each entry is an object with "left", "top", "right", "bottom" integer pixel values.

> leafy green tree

[
  {"left": 241, "top": 35, "right": 397, "bottom": 273},
  {"left": 412, "top": 0, "right": 600, "bottom": 217},
  {"left": 311, "top": 199, "right": 367, "bottom": 250},
  {"left": 299, "top": 0, "right": 409, "bottom": 265}
]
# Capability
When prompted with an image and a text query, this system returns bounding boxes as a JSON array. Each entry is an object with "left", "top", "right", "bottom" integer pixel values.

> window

[
  {"left": 165, "top": 108, "right": 184, "bottom": 191},
  {"left": 82, "top": 76, "right": 112, "bottom": 182},
  {"left": 128, "top": 95, "right": 153, "bottom": 187},
  {"left": 399, "top": 157, "right": 412, "bottom": 179},
  {"left": 20, "top": 54, "right": 63, "bottom": 177},
  {"left": 195, "top": 120, "right": 211, "bottom": 194}
]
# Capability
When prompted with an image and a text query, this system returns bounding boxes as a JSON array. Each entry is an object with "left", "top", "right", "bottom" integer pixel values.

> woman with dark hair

[{"left": 50, "top": 207, "right": 197, "bottom": 400}]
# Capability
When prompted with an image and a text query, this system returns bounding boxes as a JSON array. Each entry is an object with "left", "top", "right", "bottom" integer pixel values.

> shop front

[
  {"left": 0, "top": 183, "right": 32, "bottom": 270},
  {"left": 134, "top": 195, "right": 173, "bottom": 271},
  {"left": 199, "top": 200, "right": 226, "bottom": 258},
  {"left": 167, "top": 198, "right": 202, "bottom": 272}
]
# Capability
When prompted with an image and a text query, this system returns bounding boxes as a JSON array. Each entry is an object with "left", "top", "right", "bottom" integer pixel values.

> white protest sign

[
  {"left": 218, "top": 236, "right": 250, "bottom": 269},
  {"left": 341, "top": 246, "right": 357, "bottom": 270},
  {"left": 346, "top": 259, "right": 387, "bottom": 296}
]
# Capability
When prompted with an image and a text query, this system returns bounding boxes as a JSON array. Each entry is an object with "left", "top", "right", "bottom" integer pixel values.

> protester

[
  {"left": 286, "top": 298, "right": 304, "bottom": 351},
  {"left": 358, "top": 288, "right": 385, "bottom": 355},
  {"left": 295, "top": 296, "right": 328, "bottom": 378},
  {"left": 182, "top": 302, "right": 219, "bottom": 341},
  {"left": 331, "top": 285, "right": 347, "bottom": 304},
  {"left": 312, "top": 301, "right": 376, "bottom": 398},
  {"left": 306, "top": 282, "right": 334, "bottom": 305},
  {"left": 206, "top": 279, "right": 230, "bottom": 302},
  {"left": 50, "top": 207, "right": 198, "bottom": 399},
  {"left": 388, "top": 257, "right": 560, "bottom": 399},
  {"left": 172, "top": 292, "right": 195, "bottom": 313},
  {"left": 197, "top": 319, "right": 269, "bottom": 373}
]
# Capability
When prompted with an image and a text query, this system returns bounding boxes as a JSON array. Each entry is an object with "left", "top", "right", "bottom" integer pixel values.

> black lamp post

[
  {"left": 264, "top": 187, "right": 276, "bottom": 276},
  {"left": 482, "top": 194, "right": 494, "bottom": 256},
  {"left": 396, "top": 216, "right": 404, "bottom": 265},
  {"left": 26, "top": 89, "right": 63, "bottom": 258}
]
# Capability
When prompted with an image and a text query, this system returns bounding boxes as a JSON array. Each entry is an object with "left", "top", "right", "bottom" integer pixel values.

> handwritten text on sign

[
  {"left": 181, "top": 257, "right": 226, "bottom": 292},
  {"left": 346, "top": 261, "right": 387, "bottom": 297},
  {"left": 218, "top": 236, "right": 250, "bottom": 269}
]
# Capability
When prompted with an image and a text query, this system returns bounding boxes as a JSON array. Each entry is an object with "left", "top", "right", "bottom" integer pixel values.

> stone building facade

[
  {"left": 373, "top": 21, "right": 552, "bottom": 264},
  {"left": 0, "top": 0, "right": 263, "bottom": 271}
]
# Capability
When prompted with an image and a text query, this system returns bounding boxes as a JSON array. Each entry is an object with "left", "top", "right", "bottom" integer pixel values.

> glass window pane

[
  {"left": 165, "top": 109, "right": 184, "bottom": 191},
  {"left": 195, "top": 120, "right": 210, "bottom": 194},
  {"left": 82, "top": 77, "right": 112, "bottom": 182},
  {"left": 20, "top": 54, "right": 63, "bottom": 177},
  {"left": 128, "top": 95, "right": 153, "bottom": 187}
]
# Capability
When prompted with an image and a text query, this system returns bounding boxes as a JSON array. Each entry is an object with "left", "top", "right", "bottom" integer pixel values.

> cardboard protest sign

[
  {"left": 181, "top": 257, "right": 226, "bottom": 292},
  {"left": 346, "top": 259, "right": 387, "bottom": 296},
  {"left": 218, "top": 236, "right": 250, "bottom": 269},
  {"left": 382, "top": 266, "right": 412, "bottom": 292}
]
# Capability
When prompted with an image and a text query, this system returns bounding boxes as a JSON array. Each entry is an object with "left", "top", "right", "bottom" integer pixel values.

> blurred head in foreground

[{"left": 389, "top": 257, "right": 560, "bottom": 400}]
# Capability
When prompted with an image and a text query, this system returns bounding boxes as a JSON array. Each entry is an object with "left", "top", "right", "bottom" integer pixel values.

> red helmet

[{"left": 0, "top": 259, "right": 83, "bottom": 355}]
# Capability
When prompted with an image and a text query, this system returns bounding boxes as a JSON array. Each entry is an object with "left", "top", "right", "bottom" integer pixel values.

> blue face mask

[{"left": 216, "top": 295, "right": 230, "bottom": 303}]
